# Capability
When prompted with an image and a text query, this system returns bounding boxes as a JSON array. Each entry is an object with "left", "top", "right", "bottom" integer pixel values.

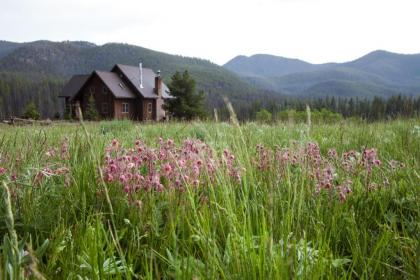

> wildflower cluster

[
  {"left": 0, "top": 138, "right": 71, "bottom": 188},
  {"left": 254, "top": 142, "right": 403, "bottom": 202},
  {"left": 103, "top": 138, "right": 241, "bottom": 197},
  {"left": 33, "top": 166, "right": 70, "bottom": 186},
  {"left": 32, "top": 138, "right": 71, "bottom": 186},
  {"left": 45, "top": 137, "right": 70, "bottom": 160}
]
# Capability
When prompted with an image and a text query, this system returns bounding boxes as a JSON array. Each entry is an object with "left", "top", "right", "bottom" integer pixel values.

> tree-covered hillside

[
  {"left": 0, "top": 40, "right": 282, "bottom": 119},
  {"left": 0, "top": 71, "right": 64, "bottom": 119}
]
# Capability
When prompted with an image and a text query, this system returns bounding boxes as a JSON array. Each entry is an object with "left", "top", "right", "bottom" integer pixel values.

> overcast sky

[{"left": 1, "top": 0, "right": 419, "bottom": 65}]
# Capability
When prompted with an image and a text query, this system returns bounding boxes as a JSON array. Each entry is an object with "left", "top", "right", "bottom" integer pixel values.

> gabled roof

[
  {"left": 59, "top": 74, "right": 90, "bottom": 97},
  {"left": 94, "top": 71, "right": 136, "bottom": 99},
  {"left": 114, "top": 64, "right": 172, "bottom": 99}
]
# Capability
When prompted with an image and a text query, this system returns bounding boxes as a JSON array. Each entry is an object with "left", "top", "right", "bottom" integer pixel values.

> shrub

[
  {"left": 256, "top": 109, "right": 272, "bottom": 123},
  {"left": 22, "top": 102, "right": 40, "bottom": 120},
  {"left": 278, "top": 109, "right": 342, "bottom": 124}
]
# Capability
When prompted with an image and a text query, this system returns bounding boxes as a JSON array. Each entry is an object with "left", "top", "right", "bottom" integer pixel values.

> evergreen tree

[
  {"left": 165, "top": 70, "right": 206, "bottom": 120},
  {"left": 85, "top": 94, "right": 99, "bottom": 120}
]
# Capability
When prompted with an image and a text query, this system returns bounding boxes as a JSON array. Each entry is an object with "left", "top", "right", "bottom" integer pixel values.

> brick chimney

[{"left": 155, "top": 70, "right": 162, "bottom": 97}]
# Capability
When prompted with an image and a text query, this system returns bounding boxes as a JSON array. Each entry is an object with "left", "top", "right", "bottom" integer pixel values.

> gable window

[
  {"left": 103, "top": 86, "right": 108, "bottom": 95},
  {"left": 89, "top": 86, "right": 95, "bottom": 94},
  {"left": 101, "top": 103, "right": 108, "bottom": 114},
  {"left": 122, "top": 103, "right": 129, "bottom": 114},
  {"left": 147, "top": 102, "right": 153, "bottom": 114}
]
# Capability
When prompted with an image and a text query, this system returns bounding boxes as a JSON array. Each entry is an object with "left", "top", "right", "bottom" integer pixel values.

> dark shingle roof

[
  {"left": 115, "top": 64, "right": 172, "bottom": 99},
  {"left": 95, "top": 71, "right": 136, "bottom": 99},
  {"left": 59, "top": 74, "right": 89, "bottom": 97}
]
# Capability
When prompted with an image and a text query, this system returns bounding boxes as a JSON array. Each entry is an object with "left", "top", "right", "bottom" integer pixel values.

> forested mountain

[
  {"left": 224, "top": 51, "right": 420, "bottom": 98},
  {"left": 0, "top": 41, "right": 21, "bottom": 58},
  {"left": 0, "top": 40, "right": 281, "bottom": 119},
  {"left": 1, "top": 40, "right": 419, "bottom": 120}
]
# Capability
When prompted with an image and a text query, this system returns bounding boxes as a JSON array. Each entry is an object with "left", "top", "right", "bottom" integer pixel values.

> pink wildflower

[
  {"left": 11, "top": 173, "right": 17, "bottom": 181},
  {"left": 362, "top": 148, "right": 380, "bottom": 174},
  {"left": 119, "top": 174, "right": 128, "bottom": 183},
  {"left": 124, "top": 185, "right": 131, "bottom": 193},
  {"left": 106, "top": 173, "right": 114, "bottom": 182},
  {"left": 163, "top": 163, "right": 172, "bottom": 175},
  {"left": 337, "top": 179, "right": 352, "bottom": 202},
  {"left": 327, "top": 148, "right": 338, "bottom": 159}
]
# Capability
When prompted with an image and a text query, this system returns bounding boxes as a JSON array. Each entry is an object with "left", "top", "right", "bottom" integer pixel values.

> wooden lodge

[{"left": 59, "top": 64, "right": 172, "bottom": 121}]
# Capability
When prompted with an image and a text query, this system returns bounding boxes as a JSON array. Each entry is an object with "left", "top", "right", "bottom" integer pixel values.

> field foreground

[{"left": 0, "top": 120, "right": 419, "bottom": 279}]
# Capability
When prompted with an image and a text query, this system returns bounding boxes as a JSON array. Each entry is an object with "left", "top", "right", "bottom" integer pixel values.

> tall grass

[{"left": 0, "top": 119, "right": 419, "bottom": 279}]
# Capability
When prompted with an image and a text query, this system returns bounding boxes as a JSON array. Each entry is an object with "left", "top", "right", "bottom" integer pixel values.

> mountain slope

[
  {"left": 0, "top": 40, "right": 22, "bottom": 59},
  {"left": 224, "top": 51, "right": 420, "bottom": 97},
  {"left": 344, "top": 50, "right": 420, "bottom": 87},
  {"left": 0, "top": 40, "right": 286, "bottom": 120},
  {"left": 0, "top": 40, "right": 272, "bottom": 100},
  {"left": 301, "top": 80, "right": 398, "bottom": 98},
  {"left": 224, "top": 54, "right": 319, "bottom": 77}
]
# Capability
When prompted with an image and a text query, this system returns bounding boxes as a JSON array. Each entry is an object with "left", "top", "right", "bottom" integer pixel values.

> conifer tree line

[
  {"left": 0, "top": 71, "right": 419, "bottom": 121},
  {"left": 0, "top": 72, "right": 64, "bottom": 119},
  {"left": 215, "top": 95, "right": 420, "bottom": 122}
]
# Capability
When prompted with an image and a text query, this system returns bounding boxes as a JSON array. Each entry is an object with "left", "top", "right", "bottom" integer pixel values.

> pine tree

[
  {"left": 85, "top": 94, "right": 99, "bottom": 120},
  {"left": 165, "top": 71, "right": 207, "bottom": 120}
]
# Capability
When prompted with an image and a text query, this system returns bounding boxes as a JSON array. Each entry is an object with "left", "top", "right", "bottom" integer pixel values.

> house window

[
  {"left": 103, "top": 86, "right": 108, "bottom": 95},
  {"left": 147, "top": 102, "right": 153, "bottom": 114},
  {"left": 101, "top": 103, "right": 108, "bottom": 114},
  {"left": 122, "top": 103, "right": 129, "bottom": 114},
  {"left": 89, "top": 86, "right": 95, "bottom": 94}
]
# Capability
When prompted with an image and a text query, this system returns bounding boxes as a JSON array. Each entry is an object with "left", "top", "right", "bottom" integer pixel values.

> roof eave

[{"left": 69, "top": 72, "right": 95, "bottom": 101}]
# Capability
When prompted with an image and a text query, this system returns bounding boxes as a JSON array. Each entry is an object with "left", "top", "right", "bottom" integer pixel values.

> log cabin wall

[
  {"left": 113, "top": 99, "right": 138, "bottom": 120},
  {"left": 79, "top": 74, "right": 115, "bottom": 119}
]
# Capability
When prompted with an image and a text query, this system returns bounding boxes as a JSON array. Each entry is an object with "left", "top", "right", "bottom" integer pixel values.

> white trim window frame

[{"left": 122, "top": 103, "right": 129, "bottom": 114}]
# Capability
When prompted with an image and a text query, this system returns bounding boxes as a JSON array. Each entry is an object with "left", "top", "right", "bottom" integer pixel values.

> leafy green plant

[
  {"left": 256, "top": 109, "right": 272, "bottom": 123},
  {"left": 22, "top": 102, "right": 40, "bottom": 120}
]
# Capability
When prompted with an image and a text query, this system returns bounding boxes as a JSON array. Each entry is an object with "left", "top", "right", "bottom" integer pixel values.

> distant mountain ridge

[
  {"left": 1, "top": 40, "right": 420, "bottom": 101},
  {"left": 224, "top": 51, "right": 420, "bottom": 98}
]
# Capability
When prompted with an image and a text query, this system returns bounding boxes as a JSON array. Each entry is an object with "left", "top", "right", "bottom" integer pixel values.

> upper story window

[
  {"left": 89, "top": 86, "right": 95, "bottom": 94},
  {"left": 147, "top": 102, "right": 153, "bottom": 114},
  {"left": 122, "top": 103, "right": 129, "bottom": 114},
  {"left": 103, "top": 86, "right": 108, "bottom": 95}
]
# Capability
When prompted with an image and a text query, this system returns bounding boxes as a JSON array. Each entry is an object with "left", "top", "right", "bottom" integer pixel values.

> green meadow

[{"left": 0, "top": 119, "right": 419, "bottom": 279}]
